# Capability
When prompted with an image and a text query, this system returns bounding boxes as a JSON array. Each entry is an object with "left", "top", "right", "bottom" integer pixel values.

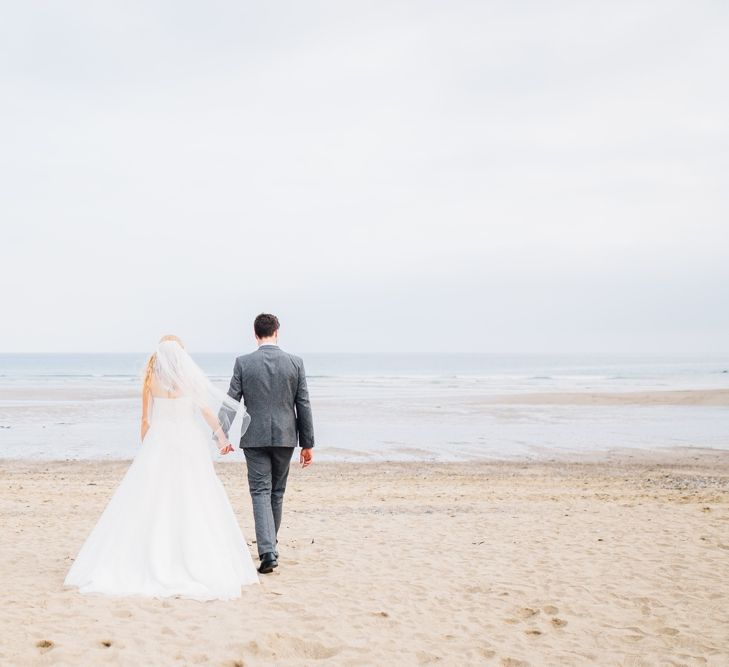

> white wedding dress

[{"left": 64, "top": 395, "right": 259, "bottom": 600}]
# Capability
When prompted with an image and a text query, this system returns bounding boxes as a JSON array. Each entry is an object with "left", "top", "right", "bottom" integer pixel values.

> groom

[{"left": 222, "top": 313, "right": 315, "bottom": 574}]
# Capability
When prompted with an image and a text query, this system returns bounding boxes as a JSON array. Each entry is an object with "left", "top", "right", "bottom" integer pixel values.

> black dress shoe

[{"left": 258, "top": 552, "right": 278, "bottom": 574}]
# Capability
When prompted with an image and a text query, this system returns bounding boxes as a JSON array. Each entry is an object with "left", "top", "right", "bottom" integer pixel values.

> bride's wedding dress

[{"left": 64, "top": 394, "right": 259, "bottom": 600}]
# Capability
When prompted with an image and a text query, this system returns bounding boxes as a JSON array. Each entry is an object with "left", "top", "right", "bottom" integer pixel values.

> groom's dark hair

[{"left": 254, "top": 313, "right": 280, "bottom": 338}]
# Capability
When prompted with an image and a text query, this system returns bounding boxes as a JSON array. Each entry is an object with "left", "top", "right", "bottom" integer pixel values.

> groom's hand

[{"left": 300, "top": 447, "right": 313, "bottom": 468}]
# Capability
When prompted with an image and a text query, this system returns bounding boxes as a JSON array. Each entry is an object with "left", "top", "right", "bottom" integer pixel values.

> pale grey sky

[{"left": 1, "top": 1, "right": 727, "bottom": 353}]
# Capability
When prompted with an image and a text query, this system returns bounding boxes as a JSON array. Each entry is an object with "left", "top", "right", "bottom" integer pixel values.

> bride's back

[
  {"left": 147, "top": 373, "right": 198, "bottom": 428},
  {"left": 149, "top": 372, "right": 184, "bottom": 399}
]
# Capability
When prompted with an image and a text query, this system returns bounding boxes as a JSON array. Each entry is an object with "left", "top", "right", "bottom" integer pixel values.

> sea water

[{"left": 0, "top": 353, "right": 727, "bottom": 461}]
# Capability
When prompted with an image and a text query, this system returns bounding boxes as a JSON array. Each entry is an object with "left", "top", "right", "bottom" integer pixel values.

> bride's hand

[{"left": 218, "top": 443, "right": 234, "bottom": 455}]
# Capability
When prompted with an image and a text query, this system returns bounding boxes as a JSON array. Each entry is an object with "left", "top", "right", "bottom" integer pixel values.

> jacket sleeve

[
  {"left": 227, "top": 359, "right": 244, "bottom": 402},
  {"left": 294, "top": 358, "right": 315, "bottom": 448}
]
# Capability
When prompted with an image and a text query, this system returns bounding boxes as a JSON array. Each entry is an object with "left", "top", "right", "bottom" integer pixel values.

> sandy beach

[{"left": 2, "top": 451, "right": 728, "bottom": 666}]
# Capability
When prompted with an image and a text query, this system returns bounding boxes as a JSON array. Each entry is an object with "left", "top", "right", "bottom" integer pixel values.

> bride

[{"left": 64, "top": 335, "right": 259, "bottom": 599}]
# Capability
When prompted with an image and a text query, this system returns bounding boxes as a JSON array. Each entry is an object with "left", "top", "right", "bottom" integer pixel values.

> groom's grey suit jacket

[{"left": 224, "top": 344, "right": 314, "bottom": 449}]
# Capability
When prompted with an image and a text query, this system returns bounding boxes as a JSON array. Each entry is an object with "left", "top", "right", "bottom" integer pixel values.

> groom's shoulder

[
  {"left": 269, "top": 347, "right": 305, "bottom": 372},
  {"left": 235, "top": 350, "right": 259, "bottom": 366},
  {"left": 277, "top": 347, "right": 303, "bottom": 363},
  {"left": 283, "top": 351, "right": 306, "bottom": 374}
]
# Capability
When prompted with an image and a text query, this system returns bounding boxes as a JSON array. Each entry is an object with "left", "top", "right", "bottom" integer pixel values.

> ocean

[{"left": 0, "top": 353, "right": 727, "bottom": 461}]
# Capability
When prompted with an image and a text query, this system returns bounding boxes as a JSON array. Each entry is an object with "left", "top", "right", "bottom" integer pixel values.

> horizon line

[{"left": 0, "top": 351, "right": 726, "bottom": 357}]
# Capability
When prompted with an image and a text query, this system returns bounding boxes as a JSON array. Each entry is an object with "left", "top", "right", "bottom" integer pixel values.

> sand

[
  {"left": 1, "top": 453, "right": 728, "bottom": 666},
  {"left": 480, "top": 388, "right": 729, "bottom": 407}
]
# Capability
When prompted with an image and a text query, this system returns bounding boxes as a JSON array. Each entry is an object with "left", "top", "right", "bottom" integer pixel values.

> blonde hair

[{"left": 143, "top": 335, "right": 184, "bottom": 396}]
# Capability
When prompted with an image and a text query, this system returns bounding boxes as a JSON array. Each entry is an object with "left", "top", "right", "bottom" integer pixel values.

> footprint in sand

[
  {"left": 36, "top": 640, "right": 54, "bottom": 653},
  {"left": 295, "top": 640, "right": 341, "bottom": 660},
  {"left": 267, "top": 635, "right": 341, "bottom": 660},
  {"left": 100, "top": 640, "right": 113, "bottom": 648},
  {"left": 244, "top": 640, "right": 261, "bottom": 655},
  {"left": 416, "top": 650, "right": 443, "bottom": 664},
  {"left": 501, "top": 658, "right": 530, "bottom": 667},
  {"left": 542, "top": 605, "right": 559, "bottom": 615},
  {"left": 551, "top": 618, "right": 568, "bottom": 628},
  {"left": 525, "top": 629, "right": 542, "bottom": 636},
  {"left": 111, "top": 609, "right": 133, "bottom": 619}
]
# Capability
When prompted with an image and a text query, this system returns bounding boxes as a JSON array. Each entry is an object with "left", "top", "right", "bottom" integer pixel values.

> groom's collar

[{"left": 258, "top": 343, "right": 279, "bottom": 348}]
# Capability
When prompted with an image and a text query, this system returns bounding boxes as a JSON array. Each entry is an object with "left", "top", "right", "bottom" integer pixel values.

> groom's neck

[{"left": 256, "top": 336, "right": 278, "bottom": 347}]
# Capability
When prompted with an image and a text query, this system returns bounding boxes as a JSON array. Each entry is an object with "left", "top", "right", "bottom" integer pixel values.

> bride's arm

[
  {"left": 201, "top": 407, "right": 233, "bottom": 454},
  {"left": 141, "top": 387, "right": 152, "bottom": 442},
  {"left": 217, "top": 359, "right": 243, "bottom": 438}
]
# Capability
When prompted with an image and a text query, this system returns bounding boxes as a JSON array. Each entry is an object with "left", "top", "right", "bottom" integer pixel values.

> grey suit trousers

[{"left": 243, "top": 447, "right": 295, "bottom": 558}]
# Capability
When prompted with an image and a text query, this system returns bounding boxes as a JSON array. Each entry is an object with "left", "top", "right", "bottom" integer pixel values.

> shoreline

[
  {"left": 2, "top": 387, "right": 727, "bottom": 464},
  {"left": 3, "top": 444, "right": 729, "bottom": 466},
  {"left": 1, "top": 386, "right": 728, "bottom": 405},
  {"left": 479, "top": 387, "right": 729, "bottom": 407}
]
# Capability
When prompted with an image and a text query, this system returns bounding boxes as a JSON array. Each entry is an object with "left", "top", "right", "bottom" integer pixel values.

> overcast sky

[{"left": 1, "top": 1, "right": 727, "bottom": 354}]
